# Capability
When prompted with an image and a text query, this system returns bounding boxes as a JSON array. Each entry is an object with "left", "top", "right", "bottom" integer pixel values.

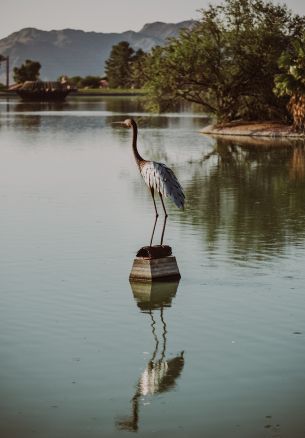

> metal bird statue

[{"left": 113, "top": 118, "right": 185, "bottom": 246}]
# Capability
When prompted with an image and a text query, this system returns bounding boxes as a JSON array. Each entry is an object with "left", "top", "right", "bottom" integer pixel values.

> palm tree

[{"left": 274, "top": 37, "right": 305, "bottom": 132}]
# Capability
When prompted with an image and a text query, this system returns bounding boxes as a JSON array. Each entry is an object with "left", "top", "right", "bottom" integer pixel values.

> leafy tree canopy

[
  {"left": 13, "top": 59, "right": 41, "bottom": 83},
  {"left": 105, "top": 41, "right": 135, "bottom": 88},
  {"left": 130, "top": 49, "right": 148, "bottom": 88},
  {"left": 142, "top": 0, "right": 305, "bottom": 122},
  {"left": 274, "top": 37, "right": 305, "bottom": 97},
  {"left": 105, "top": 42, "right": 147, "bottom": 88},
  {"left": 80, "top": 75, "right": 101, "bottom": 88}
]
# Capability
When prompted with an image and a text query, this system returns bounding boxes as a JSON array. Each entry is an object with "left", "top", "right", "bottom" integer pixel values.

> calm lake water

[{"left": 1, "top": 96, "right": 305, "bottom": 437}]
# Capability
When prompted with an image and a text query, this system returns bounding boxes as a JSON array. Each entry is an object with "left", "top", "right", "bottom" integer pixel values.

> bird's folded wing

[{"left": 141, "top": 162, "right": 185, "bottom": 209}]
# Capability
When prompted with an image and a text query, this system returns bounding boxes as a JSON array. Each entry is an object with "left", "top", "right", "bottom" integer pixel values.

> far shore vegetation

[
  {"left": 74, "top": 88, "right": 145, "bottom": 96},
  {"left": 4, "top": 0, "right": 305, "bottom": 132}
]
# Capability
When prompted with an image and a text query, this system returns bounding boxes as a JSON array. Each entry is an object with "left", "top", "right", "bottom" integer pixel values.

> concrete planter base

[{"left": 129, "top": 256, "right": 181, "bottom": 282}]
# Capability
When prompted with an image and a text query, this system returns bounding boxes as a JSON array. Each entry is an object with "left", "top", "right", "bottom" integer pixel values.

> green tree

[
  {"left": 105, "top": 41, "right": 135, "bottom": 88},
  {"left": 13, "top": 59, "right": 41, "bottom": 83},
  {"left": 274, "top": 36, "right": 305, "bottom": 131},
  {"left": 130, "top": 49, "right": 148, "bottom": 88},
  {"left": 143, "top": 0, "right": 305, "bottom": 122},
  {"left": 80, "top": 75, "right": 101, "bottom": 88},
  {"left": 70, "top": 76, "right": 83, "bottom": 87}
]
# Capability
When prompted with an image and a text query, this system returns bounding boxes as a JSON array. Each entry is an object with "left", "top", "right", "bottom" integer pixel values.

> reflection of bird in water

[
  {"left": 139, "top": 310, "right": 185, "bottom": 396},
  {"left": 113, "top": 118, "right": 185, "bottom": 245},
  {"left": 116, "top": 280, "right": 185, "bottom": 432},
  {"left": 116, "top": 349, "right": 184, "bottom": 432}
]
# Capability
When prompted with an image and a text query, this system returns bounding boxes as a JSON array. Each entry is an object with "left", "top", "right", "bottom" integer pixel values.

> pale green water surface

[{"left": 0, "top": 97, "right": 305, "bottom": 437}]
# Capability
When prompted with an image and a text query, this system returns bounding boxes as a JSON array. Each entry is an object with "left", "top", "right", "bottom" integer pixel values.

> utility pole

[
  {"left": 6, "top": 56, "right": 9, "bottom": 88},
  {"left": 0, "top": 54, "right": 9, "bottom": 89}
]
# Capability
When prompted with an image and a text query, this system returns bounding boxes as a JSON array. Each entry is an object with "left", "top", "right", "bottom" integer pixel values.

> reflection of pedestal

[
  {"left": 130, "top": 279, "right": 179, "bottom": 310},
  {"left": 129, "top": 255, "right": 181, "bottom": 281}
]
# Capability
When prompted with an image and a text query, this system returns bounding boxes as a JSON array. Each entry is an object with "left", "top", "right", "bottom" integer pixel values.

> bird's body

[
  {"left": 114, "top": 118, "right": 185, "bottom": 245},
  {"left": 140, "top": 161, "right": 185, "bottom": 209}
]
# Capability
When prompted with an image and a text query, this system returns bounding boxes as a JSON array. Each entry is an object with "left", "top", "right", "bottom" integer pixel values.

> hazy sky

[{"left": 1, "top": 0, "right": 305, "bottom": 39}]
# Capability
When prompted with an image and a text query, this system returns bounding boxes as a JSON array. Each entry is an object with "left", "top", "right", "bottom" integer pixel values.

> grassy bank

[{"left": 73, "top": 88, "right": 146, "bottom": 96}]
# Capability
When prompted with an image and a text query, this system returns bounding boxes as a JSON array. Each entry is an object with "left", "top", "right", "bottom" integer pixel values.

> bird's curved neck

[{"left": 131, "top": 119, "right": 144, "bottom": 164}]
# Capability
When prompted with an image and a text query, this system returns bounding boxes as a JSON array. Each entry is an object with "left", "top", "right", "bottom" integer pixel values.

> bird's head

[{"left": 112, "top": 118, "right": 134, "bottom": 128}]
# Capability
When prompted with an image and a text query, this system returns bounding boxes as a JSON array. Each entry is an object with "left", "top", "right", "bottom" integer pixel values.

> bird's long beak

[{"left": 112, "top": 121, "right": 129, "bottom": 129}]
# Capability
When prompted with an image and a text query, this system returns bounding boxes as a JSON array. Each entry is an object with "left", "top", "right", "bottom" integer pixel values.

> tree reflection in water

[
  {"left": 116, "top": 280, "right": 184, "bottom": 432},
  {"left": 184, "top": 137, "right": 305, "bottom": 259}
]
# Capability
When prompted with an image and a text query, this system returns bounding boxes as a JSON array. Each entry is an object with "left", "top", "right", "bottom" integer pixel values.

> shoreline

[
  {"left": 0, "top": 90, "right": 145, "bottom": 98},
  {"left": 201, "top": 121, "right": 305, "bottom": 138}
]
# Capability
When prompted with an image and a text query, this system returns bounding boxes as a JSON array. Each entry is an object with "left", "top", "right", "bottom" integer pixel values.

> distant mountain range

[{"left": 0, "top": 21, "right": 194, "bottom": 83}]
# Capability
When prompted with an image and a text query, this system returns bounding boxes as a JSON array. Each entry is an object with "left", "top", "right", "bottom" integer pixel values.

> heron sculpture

[{"left": 114, "top": 118, "right": 185, "bottom": 246}]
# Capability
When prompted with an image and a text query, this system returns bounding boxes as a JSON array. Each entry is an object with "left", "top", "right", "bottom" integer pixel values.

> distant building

[{"left": 99, "top": 79, "right": 109, "bottom": 88}]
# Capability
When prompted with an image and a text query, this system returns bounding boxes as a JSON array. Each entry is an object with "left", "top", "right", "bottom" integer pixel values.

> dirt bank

[{"left": 201, "top": 121, "right": 305, "bottom": 138}]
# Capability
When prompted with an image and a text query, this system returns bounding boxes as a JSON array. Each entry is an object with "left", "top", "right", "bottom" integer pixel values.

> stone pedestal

[{"left": 129, "top": 255, "right": 181, "bottom": 282}]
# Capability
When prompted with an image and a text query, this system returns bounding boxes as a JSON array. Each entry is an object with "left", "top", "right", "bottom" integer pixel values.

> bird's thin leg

[
  {"left": 159, "top": 194, "right": 168, "bottom": 217},
  {"left": 151, "top": 187, "right": 159, "bottom": 217},
  {"left": 159, "top": 194, "right": 168, "bottom": 245},
  {"left": 160, "top": 215, "right": 167, "bottom": 246},
  {"left": 150, "top": 216, "right": 158, "bottom": 247},
  {"left": 149, "top": 188, "right": 158, "bottom": 247}
]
